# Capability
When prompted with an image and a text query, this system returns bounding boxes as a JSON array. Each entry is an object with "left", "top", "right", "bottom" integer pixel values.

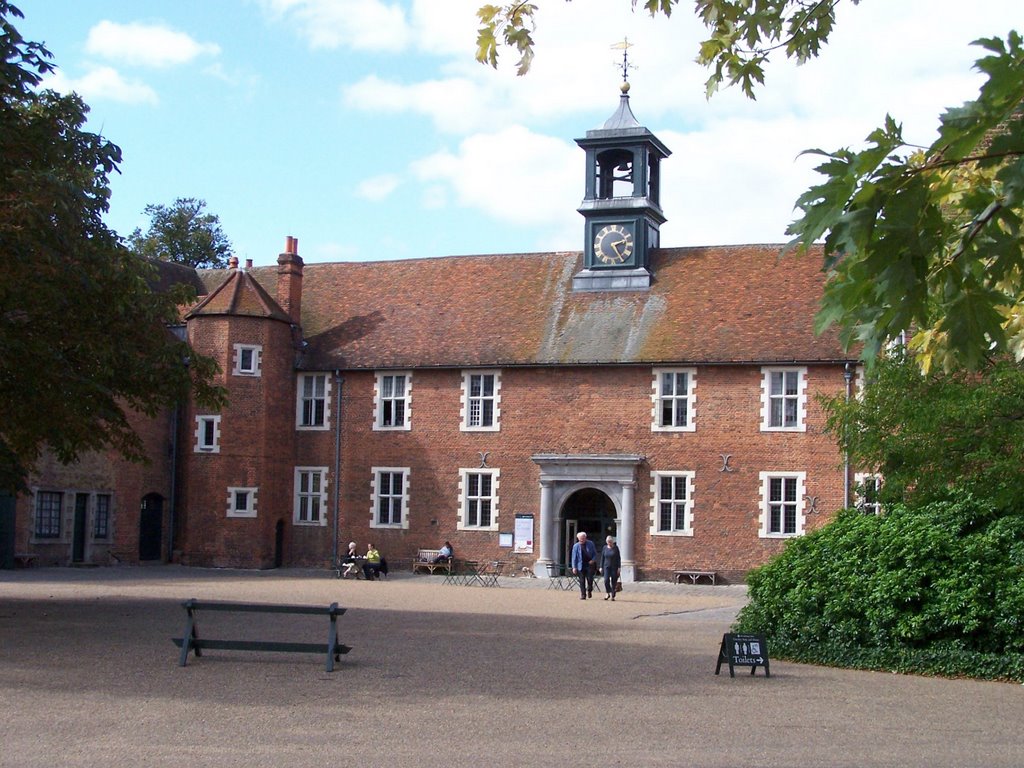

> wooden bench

[
  {"left": 412, "top": 549, "right": 453, "bottom": 575},
  {"left": 674, "top": 569, "right": 717, "bottom": 585},
  {"left": 13, "top": 553, "right": 38, "bottom": 568},
  {"left": 172, "top": 599, "right": 351, "bottom": 672}
]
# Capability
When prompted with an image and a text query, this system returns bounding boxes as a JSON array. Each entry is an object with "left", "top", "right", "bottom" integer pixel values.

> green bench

[{"left": 172, "top": 598, "right": 351, "bottom": 672}]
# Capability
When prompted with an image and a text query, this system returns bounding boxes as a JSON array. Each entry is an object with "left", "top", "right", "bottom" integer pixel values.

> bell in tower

[{"left": 573, "top": 41, "right": 671, "bottom": 292}]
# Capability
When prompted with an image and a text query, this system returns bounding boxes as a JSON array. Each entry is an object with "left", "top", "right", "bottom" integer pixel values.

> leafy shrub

[{"left": 734, "top": 495, "right": 1024, "bottom": 681}]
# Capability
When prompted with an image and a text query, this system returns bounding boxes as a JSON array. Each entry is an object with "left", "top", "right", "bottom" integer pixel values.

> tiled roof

[
  {"left": 229, "top": 244, "right": 850, "bottom": 370},
  {"left": 186, "top": 267, "right": 291, "bottom": 323}
]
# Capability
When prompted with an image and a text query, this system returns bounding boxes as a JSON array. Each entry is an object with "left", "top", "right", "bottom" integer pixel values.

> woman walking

[{"left": 600, "top": 536, "right": 621, "bottom": 601}]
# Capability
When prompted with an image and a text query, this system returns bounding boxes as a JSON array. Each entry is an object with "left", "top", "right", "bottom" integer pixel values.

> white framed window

[
  {"left": 297, "top": 374, "right": 330, "bottom": 430},
  {"left": 371, "top": 467, "right": 409, "bottom": 529},
  {"left": 650, "top": 471, "right": 695, "bottom": 535},
  {"left": 758, "top": 472, "right": 806, "bottom": 538},
  {"left": 373, "top": 372, "right": 411, "bottom": 430},
  {"left": 232, "top": 344, "right": 262, "bottom": 377},
  {"left": 760, "top": 367, "right": 807, "bottom": 431},
  {"left": 855, "top": 473, "right": 883, "bottom": 515},
  {"left": 294, "top": 467, "right": 328, "bottom": 526},
  {"left": 195, "top": 415, "right": 221, "bottom": 452},
  {"left": 461, "top": 371, "right": 501, "bottom": 431},
  {"left": 458, "top": 469, "right": 500, "bottom": 530},
  {"left": 34, "top": 490, "right": 63, "bottom": 539},
  {"left": 652, "top": 368, "right": 696, "bottom": 432},
  {"left": 227, "top": 486, "right": 258, "bottom": 518},
  {"left": 93, "top": 494, "right": 112, "bottom": 540}
]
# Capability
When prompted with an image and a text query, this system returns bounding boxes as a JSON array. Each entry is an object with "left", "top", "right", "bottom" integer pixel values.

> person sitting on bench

[
  {"left": 434, "top": 541, "right": 453, "bottom": 563},
  {"left": 362, "top": 544, "right": 387, "bottom": 580},
  {"left": 340, "top": 541, "right": 360, "bottom": 578}
]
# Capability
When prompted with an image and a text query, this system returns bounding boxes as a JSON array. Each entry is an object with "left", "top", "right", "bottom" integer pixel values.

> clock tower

[{"left": 574, "top": 75, "right": 670, "bottom": 291}]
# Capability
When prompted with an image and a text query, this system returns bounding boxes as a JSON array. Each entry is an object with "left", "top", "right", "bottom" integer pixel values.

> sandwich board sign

[{"left": 715, "top": 633, "right": 770, "bottom": 677}]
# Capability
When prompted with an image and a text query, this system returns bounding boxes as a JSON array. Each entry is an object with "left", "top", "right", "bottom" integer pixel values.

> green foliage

[
  {"left": 823, "top": 353, "right": 1024, "bottom": 509},
  {"left": 127, "top": 197, "right": 234, "bottom": 270},
  {"left": 476, "top": 0, "right": 851, "bottom": 94},
  {"left": 787, "top": 33, "right": 1024, "bottom": 372},
  {"left": 0, "top": 2, "right": 225, "bottom": 493},
  {"left": 735, "top": 500, "right": 1024, "bottom": 682}
]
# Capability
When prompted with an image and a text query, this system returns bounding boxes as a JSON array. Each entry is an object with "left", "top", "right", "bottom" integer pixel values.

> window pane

[
  {"left": 784, "top": 504, "right": 796, "bottom": 533},
  {"left": 784, "top": 398, "right": 797, "bottom": 426},
  {"left": 770, "top": 371, "right": 783, "bottom": 396},
  {"left": 479, "top": 499, "right": 491, "bottom": 527},
  {"left": 468, "top": 474, "right": 479, "bottom": 496},
  {"left": 393, "top": 375, "right": 406, "bottom": 397},
  {"left": 784, "top": 371, "right": 798, "bottom": 395},
  {"left": 784, "top": 478, "right": 797, "bottom": 502},
  {"left": 470, "top": 375, "right": 482, "bottom": 397},
  {"left": 770, "top": 399, "right": 783, "bottom": 427},
  {"left": 479, "top": 474, "right": 491, "bottom": 496},
  {"left": 481, "top": 400, "right": 493, "bottom": 426},
  {"left": 659, "top": 502, "right": 672, "bottom": 531},
  {"left": 482, "top": 375, "right": 494, "bottom": 397},
  {"left": 661, "top": 372, "right": 674, "bottom": 395}
]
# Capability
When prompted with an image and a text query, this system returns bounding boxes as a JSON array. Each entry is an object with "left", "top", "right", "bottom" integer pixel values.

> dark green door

[
  {"left": 73, "top": 493, "right": 88, "bottom": 563},
  {"left": 139, "top": 494, "right": 163, "bottom": 561},
  {"left": 0, "top": 492, "right": 14, "bottom": 570}
]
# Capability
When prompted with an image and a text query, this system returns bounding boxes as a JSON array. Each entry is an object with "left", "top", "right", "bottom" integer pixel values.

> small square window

[
  {"left": 227, "top": 486, "right": 258, "bottom": 518},
  {"left": 233, "top": 344, "right": 262, "bottom": 377}
]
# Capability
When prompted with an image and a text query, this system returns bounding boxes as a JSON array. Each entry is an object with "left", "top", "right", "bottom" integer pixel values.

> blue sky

[{"left": 16, "top": 0, "right": 1021, "bottom": 266}]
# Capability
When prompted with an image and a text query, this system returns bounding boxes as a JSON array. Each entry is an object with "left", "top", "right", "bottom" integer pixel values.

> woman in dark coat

[{"left": 600, "top": 536, "right": 621, "bottom": 601}]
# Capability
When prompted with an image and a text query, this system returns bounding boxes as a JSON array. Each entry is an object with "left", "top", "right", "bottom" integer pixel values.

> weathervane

[{"left": 611, "top": 37, "right": 636, "bottom": 84}]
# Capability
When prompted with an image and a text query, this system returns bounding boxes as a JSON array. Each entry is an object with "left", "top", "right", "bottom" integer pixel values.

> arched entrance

[
  {"left": 559, "top": 488, "right": 616, "bottom": 567},
  {"left": 531, "top": 453, "right": 644, "bottom": 582}
]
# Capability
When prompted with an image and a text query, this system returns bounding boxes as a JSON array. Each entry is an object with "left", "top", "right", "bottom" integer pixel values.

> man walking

[{"left": 571, "top": 531, "right": 597, "bottom": 600}]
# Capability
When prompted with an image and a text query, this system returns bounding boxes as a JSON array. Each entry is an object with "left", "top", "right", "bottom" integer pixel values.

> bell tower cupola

[{"left": 573, "top": 41, "right": 671, "bottom": 291}]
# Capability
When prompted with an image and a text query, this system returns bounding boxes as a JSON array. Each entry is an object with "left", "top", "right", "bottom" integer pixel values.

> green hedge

[{"left": 733, "top": 496, "right": 1024, "bottom": 681}]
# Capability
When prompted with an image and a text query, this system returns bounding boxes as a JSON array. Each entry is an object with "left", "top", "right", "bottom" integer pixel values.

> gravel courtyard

[{"left": 0, "top": 566, "right": 1020, "bottom": 768}]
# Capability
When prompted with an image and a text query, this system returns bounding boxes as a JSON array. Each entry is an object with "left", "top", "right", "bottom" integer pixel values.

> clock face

[{"left": 593, "top": 224, "right": 634, "bottom": 265}]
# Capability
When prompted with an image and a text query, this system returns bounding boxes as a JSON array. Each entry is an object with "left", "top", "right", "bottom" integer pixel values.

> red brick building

[{"left": 5, "top": 88, "right": 858, "bottom": 582}]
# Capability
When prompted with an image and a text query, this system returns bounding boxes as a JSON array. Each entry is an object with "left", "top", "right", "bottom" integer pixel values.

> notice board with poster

[
  {"left": 513, "top": 514, "right": 533, "bottom": 554},
  {"left": 715, "top": 633, "right": 770, "bottom": 677}
]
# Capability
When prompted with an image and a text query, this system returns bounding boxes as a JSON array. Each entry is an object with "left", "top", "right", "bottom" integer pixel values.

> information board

[
  {"left": 513, "top": 514, "right": 533, "bottom": 553},
  {"left": 714, "top": 632, "right": 770, "bottom": 677}
]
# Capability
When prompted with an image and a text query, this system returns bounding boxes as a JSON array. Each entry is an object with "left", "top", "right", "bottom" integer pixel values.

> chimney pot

[
  {"left": 245, "top": 258, "right": 253, "bottom": 270},
  {"left": 228, "top": 255, "right": 239, "bottom": 269}
]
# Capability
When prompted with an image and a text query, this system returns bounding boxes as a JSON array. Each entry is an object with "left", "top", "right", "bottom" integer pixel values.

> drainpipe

[
  {"left": 843, "top": 363, "right": 854, "bottom": 508},
  {"left": 167, "top": 402, "right": 179, "bottom": 562},
  {"left": 332, "top": 371, "right": 343, "bottom": 567}
]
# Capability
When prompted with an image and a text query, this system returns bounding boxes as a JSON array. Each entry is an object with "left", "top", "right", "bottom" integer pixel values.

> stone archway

[{"left": 531, "top": 454, "right": 644, "bottom": 582}]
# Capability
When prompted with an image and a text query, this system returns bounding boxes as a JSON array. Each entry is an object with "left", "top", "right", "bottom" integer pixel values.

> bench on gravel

[
  {"left": 674, "top": 569, "right": 717, "bottom": 585},
  {"left": 172, "top": 599, "right": 351, "bottom": 672},
  {"left": 412, "top": 549, "right": 453, "bottom": 575},
  {"left": 13, "top": 553, "right": 38, "bottom": 568}
]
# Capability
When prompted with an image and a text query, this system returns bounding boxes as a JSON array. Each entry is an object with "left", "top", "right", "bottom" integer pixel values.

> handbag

[{"left": 615, "top": 579, "right": 623, "bottom": 593}]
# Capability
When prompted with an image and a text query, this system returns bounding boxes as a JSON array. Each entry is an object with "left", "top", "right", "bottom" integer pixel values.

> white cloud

[
  {"left": 410, "top": 126, "right": 578, "bottom": 229},
  {"left": 259, "top": 0, "right": 411, "bottom": 51},
  {"left": 43, "top": 66, "right": 158, "bottom": 105},
  {"left": 356, "top": 173, "right": 401, "bottom": 201},
  {"left": 85, "top": 21, "right": 220, "bottom": 68}
]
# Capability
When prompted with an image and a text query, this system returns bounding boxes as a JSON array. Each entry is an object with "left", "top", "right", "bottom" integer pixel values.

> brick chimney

[{"left": 276, "top": 236, "right": 304, "bottom": 324}]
